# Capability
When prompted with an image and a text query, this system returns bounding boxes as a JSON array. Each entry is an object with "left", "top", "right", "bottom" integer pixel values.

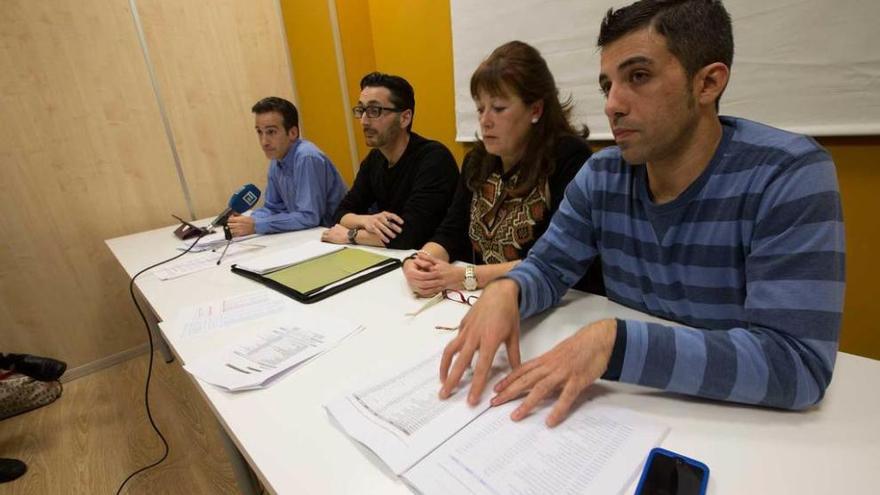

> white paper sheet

[
  {"left": 174, "top": 290, "right": 288, "bottom": 339},
  {"left": 325, "top": 349, "right": 507, "bottom": 474},
  {"left": 183, "top": 306, "right": 363, "bottom": 391},
  {"left": 179, "top": 231, "right": 261, "bottom": 252},
  {"left": 153, "top": 243, "right": 265, "bottom": 280},
  {"left": 403, "top": 402, "right": 668, "bottom": 495},
  {"left": 233, "top": 240, "right": 343, "bottom": 274}
]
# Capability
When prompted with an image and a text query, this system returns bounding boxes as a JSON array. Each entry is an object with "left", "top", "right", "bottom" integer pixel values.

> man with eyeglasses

[
  {"left": 322, "top": 72, "right": 459, "bottom": 249},
  {"left": 227, "top": 96, "right": 348, "bottom": 237}
]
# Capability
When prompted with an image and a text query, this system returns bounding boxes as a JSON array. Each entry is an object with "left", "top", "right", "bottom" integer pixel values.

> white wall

[{"left": 451, "top": 0, "right": 880, "bottom": 140}]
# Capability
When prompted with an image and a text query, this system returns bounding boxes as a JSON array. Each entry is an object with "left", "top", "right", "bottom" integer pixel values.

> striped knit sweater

[{"left": 507, "top": 116, "right": 845, "bottom": 410}]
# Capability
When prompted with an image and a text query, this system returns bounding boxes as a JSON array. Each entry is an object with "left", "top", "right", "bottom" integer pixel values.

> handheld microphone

[{"left": 210, "top": 183, "right": 262, "bottom": 228}]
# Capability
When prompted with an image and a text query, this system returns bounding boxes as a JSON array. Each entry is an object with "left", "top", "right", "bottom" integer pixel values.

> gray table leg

[
  {"left": 133, "top": 285, "right": 175, "bottom": 364},
  {"left": 218, "top": 424, "right": 263, "bottom": 495},
  {"left": 150, "top": 323, "right": 175, "bottom": 364}
]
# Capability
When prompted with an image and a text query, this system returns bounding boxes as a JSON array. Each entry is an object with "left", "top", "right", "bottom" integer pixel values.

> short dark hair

[
  {"left": 598, "top": 0, "right": 734, "bottom": 106},
  {"left": 359, "top": 72, "right": 415, "bottom": 131},
  {"left": 251, "top": 96, "right": 299, "bottom": 131}
]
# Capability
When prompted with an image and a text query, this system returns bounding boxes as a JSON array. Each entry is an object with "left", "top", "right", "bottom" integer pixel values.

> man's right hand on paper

[
  {"left": 359, "top": 211, "right": 403, "bottom": 244},
  {"left": 439, "top": 278, "right": 522, "bottom": 406},
  {"left": 489, "top": 318, "right": 617, "bottom": 427}
]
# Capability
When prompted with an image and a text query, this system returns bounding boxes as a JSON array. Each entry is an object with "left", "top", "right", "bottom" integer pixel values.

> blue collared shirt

[{"left": 251, "top": 138, "right": 347, "bottom": 234}]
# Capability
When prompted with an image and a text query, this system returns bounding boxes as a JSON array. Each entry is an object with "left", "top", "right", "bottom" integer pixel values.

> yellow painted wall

[
  {"left": 820, "top": 137, "right": 880, "bottom": 360},
  {"left": 283, "top": 0, "right": 466, "bottom": 174},
  {"left": 361, "top": 0, "right": 466, "bottom": 165},
  {"left": 281, "top": 1, "right": 880, "bottom": 360},
  {"left": 334, "top": 0, "right": 375, "bottom": 163},
  {"left": 280, "top": 0, "right": 356, "bottom": 185}
]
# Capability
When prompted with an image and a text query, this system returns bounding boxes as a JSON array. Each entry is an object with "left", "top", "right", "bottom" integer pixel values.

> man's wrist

[
  {"left": 356, "top": 214, "right": 370, "bottom": 229},
  {"left": 347, "top": 227, "right": 359, "bottom": 245},
  {"left": 602, "top": 318, "right": 617, "bottom": 349},
  {"left": 601, "top": 319, "right": 626, "bottom": 381},
  {"left": 251, "top": 217, "right": 264, "bottom": 235},
  {"left": 339, "top": 213, "right": 361, "bottom": 229}
]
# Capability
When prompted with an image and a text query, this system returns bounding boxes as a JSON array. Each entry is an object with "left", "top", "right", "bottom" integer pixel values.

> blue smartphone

[{"left": 635, "top": 447, "right": 709, "bottom": 495}]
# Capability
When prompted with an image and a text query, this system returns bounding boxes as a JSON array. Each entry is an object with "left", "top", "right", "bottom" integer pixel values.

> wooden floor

[{"left": 0, "top": 353, "right": 240, "bottom": 494}]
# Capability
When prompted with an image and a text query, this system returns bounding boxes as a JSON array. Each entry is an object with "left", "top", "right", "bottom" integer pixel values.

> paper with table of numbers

[
  {"left": 326, "top": 348, "right": 668, "bottom": 494},
  {"left": 402, "top": 401, "right": 668, "bottom": 495},
  {"left": 181, "top": 305, "right": 362, "bottom": 391}
]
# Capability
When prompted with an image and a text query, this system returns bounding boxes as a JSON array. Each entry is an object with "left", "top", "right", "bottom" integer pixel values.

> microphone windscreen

[{"left": 228, "top": 184, "right": 261, "bottom": 213}]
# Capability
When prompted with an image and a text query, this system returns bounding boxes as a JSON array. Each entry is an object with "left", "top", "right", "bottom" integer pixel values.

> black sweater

[
  {"left": 333, "top": 133, "right": 459, "bottom": 250},
  {"left": 429, "top": 134, "right": 605, "bottom": 295}
]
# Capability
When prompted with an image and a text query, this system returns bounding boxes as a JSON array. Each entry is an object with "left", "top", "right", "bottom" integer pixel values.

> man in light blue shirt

[{"left": 228, "top": 97, "right": 347, "bottom": 236}]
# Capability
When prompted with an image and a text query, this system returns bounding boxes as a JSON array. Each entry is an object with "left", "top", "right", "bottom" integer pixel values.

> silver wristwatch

[
  {"left": 463, "top": 264, "right": 478, "bottom": 291},
  {"left": 347, "top": 228, "right": 359, "bottom": 245}
]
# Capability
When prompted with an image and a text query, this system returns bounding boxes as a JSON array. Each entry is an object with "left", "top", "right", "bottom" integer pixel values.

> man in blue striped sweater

[{"left": 439, "top": 0, "right": 845, "bottom": 426}]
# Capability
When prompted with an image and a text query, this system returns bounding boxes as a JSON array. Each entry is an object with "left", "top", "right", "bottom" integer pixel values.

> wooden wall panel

[
  {"left": 0, "top": 0, "right": 189, "bottom": 365},
  {"left": 137, "top": 0, "right": 296, "bottom": 217}
]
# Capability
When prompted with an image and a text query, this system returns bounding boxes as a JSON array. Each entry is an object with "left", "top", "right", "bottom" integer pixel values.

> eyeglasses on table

[{"left": 405, "top": 289, "right": 480, "bottom": 317}]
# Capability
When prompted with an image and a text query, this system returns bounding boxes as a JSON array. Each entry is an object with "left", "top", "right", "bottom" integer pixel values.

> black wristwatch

[{"left": 347, "top": 227, "right": 359, "bottom": 245}]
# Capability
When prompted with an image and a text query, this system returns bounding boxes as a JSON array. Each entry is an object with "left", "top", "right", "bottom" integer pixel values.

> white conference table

[{"left": 107, "top": 224, "right": 880, "bottom": 494}]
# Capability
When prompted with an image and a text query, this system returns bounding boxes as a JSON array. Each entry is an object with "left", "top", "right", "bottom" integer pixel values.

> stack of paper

[
  {"left": 152, "top": 243, "right": 265, "bottom": 280},
  {"left": 173, "top": 290, "right": 288, "bottom": 339},
  {"left": 179, "top": 231, "right": 261, "bottom": 252},
  {"left": 234, "top": 240, "right": 343, "bottom": 274},
  {"left": 181, "top": 304, "right": 363, "bottom": 391},
  {"left": 326, "top": 351, "right": 668, "bottom": 494}
]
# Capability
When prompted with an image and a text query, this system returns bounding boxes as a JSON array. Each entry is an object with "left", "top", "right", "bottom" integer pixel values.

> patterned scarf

[{"left": 468, "top": 168, "right": 549, "bottom": 264}]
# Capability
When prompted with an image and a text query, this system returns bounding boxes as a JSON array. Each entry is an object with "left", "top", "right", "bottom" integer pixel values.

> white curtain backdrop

[{"left": 450, "top": 0, "right": 880, "bottom": 140}]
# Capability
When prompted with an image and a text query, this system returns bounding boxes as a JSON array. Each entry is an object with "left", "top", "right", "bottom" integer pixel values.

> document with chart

[
  {"left": 325, "top": 350, "right": 506, "bottom": 474},
  {"left": 153, "top": 243, "right": 265, "bottom": 280},
  {"left": 326, "top": 349, "right": 669, "bottom": 494},
  {"left": 179, "top": 304, "right": 362, "bottom": 391},
  {"left": 173, "top": 290, "right": 289, "bottom": 339}
]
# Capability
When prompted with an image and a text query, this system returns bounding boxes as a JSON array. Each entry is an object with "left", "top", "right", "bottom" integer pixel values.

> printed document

[
  {"left": 174, "top": 290, "right": 288, "bottom": 339},
  {"left": 403, "top": 402, "right": 668, "bottom": 495},
  {"left": 178, "top": 232, "right": 261, "bottom": 252},
  {"left": 153, "top": 243, "right": 265, "bottom": 280},
  {"left": 183, "top": 305, "right": 362, "bottom": 391},
  {"left": 325, "top": 350, "right": 507, "bottom": 474},
  {"left": 327, "top": 347, "right": 668, "bottom": 493},
  {"left": 234, "top": 240, "right": 343, "bottom": 274}
]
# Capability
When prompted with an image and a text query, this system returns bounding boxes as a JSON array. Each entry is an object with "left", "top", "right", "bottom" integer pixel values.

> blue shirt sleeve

[{"left": 507, "top": 165, "right": 601, "bottom": 318}]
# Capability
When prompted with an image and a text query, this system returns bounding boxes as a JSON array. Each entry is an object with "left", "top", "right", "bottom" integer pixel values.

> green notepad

[{"left": 263, "top": 248, "right": 393, "bottom": 294}]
